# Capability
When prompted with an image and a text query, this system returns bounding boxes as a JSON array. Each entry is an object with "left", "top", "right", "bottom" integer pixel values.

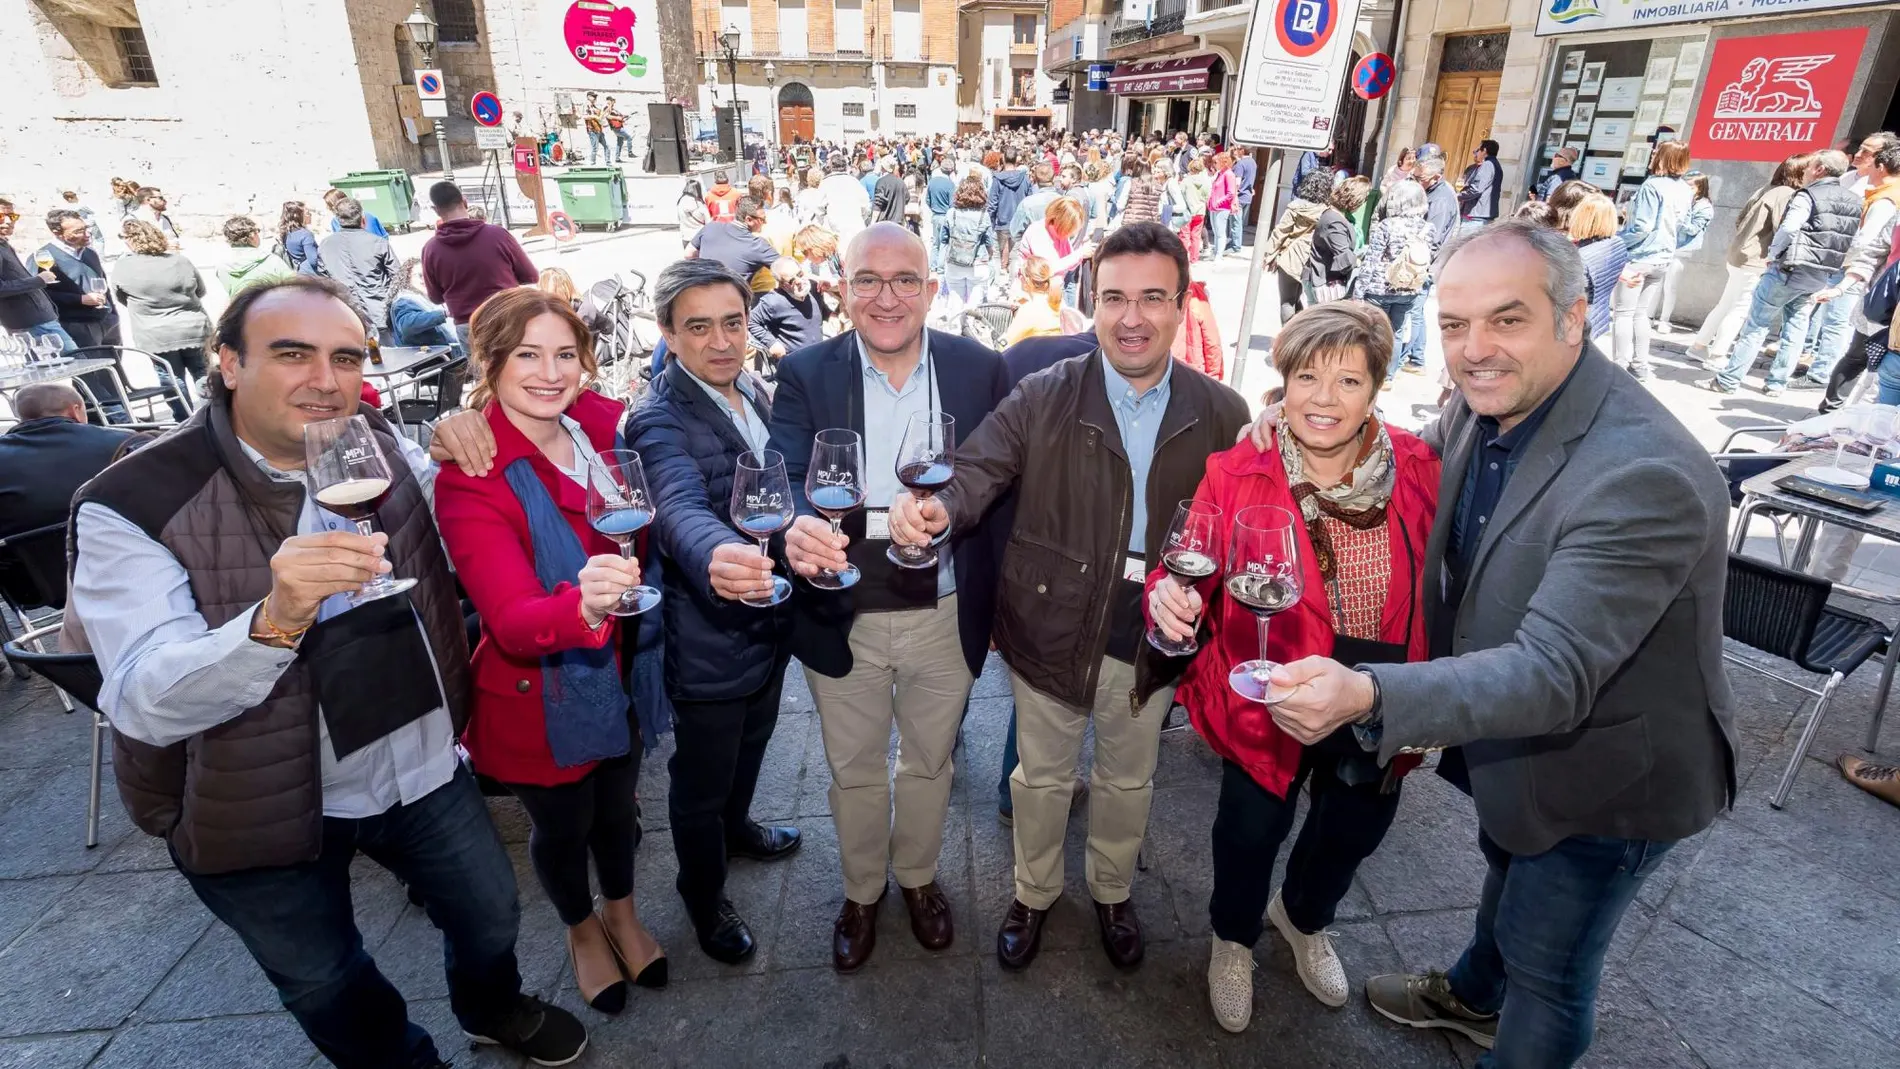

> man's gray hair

[
  {"left": 14, "top": 382, "right": 85, "bottom": 421},
  {"left": 1380, "top": 179, "right": 1428, "bottom": 219},
  {"left": 653, "top": 259, "right": 752, "bottom": 329},
  {"left": 333, "top": 197, "right": 365, "bottom": 228},
  {"left": 1438, "top": 218, "right": 1588, "bottom": 340},
  {"left": 1415, "top": 156, "right": 1446, "bottom": 180},
  {"left": 1810, "top": 149, "right": 1851, "bottom": 178}
]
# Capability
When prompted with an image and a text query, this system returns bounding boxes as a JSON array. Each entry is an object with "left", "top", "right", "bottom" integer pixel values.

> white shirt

[
  {"left": 857, "top": 335, "right": 955, "bottom": 597},
  {"left": 679, "top": 362, "right": 770, "bottom": 453},
  {"left": 73, "top": 431, "right": 458, "bottom": 820}
]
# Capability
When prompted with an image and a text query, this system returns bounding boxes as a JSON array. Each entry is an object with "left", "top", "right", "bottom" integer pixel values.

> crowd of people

[{"left": 9, "top": 118, "right": 1899, "bottom": 1069}]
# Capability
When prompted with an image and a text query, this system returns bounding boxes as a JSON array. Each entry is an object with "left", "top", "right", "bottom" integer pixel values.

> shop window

[
  {"left": 434, "top": 0, "right": 480, "bottom": 44},
  {"left": 112, "top": 25, "right": 156, "bottom": 84},
  {"left": 1526, "top": 35, "right": 1705, "bottom": 205},
  {"left": 1438, "top": 32, "right": 1508, "bottom": 74},
  {"left": 894, "top": 103, "right": 917, "bottom": 118}
]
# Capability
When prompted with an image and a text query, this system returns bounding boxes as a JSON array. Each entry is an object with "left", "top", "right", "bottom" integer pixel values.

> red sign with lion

[{"left": 1690, "top": 29, "right": 1866, "bottom": 163}]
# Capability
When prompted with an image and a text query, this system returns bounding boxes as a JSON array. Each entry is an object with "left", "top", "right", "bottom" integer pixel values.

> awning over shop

[{"left": 1106, "top": 54, "right": 1219, "bottom": 96}]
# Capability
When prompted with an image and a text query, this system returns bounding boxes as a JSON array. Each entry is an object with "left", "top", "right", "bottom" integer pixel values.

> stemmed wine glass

[
  {"left": 805, "top": 428, "right": 865, "bottom": 590},
  {"left": 1225, "top": 505, "right": 1304, "bottom": 704},
  {"left": 730, "top": 449, "right": 795, "bottom": 608},
  {"left": 888, "top": 411, "right": 956, "bottom": 570},
  {"left": 303, "top": 414, "right": 418, "bottom": 605},
  {"left": 34, "top": 333, "right": 66, "bottom": 365},
  {"left": 586, "top": 448, "right": 663, "bottom": 616},
  {"left": 1148, "top": 499, "right": 1224, "bottom": 657}
]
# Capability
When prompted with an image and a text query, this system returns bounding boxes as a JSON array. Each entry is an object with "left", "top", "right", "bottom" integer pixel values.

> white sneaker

[
  {"left": 1268, "top": 890, "right": 1349, "bottom": 1007},
  {"left": 1207, "top": 934, "right": 1255, "bottom": 1033}
]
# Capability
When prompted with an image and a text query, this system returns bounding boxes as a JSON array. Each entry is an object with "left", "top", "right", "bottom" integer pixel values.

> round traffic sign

[
  {"left": 1273, "top": 0, "right": 1338, "bottom": 60},
  {"left": 470, "top": 91, "right": 503, "bottom": 126},
  {"left": 1352, "top": 52, "right": 1396, "bottom": 100},
  {"left": 418, "top": 72, "right": 442, "bottom": 96},
  {"left": 550, "top": 211, "right": 576, "bottom": 242}
]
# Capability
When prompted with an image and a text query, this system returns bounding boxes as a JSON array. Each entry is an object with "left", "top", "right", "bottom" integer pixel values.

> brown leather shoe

[
  {"left": 996, "top": 897, "right": 1051, "bottom": 971},
  {"left": 1095, "top": 899, "right": 1144, "bottom": 969},
  {"left": 832, "top": 886, "right": 886, "bottom": 973},
  {"left": 900, "top": 882, "right": 954, "bottom": 951},
  {"left": 1840, "top": 754, "right": 1900, "bottom": 807}
]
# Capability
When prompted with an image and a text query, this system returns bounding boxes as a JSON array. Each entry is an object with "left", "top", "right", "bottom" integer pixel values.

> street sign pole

[{"left": 1230, "top": 149, "right": 1281, "bottom": 398}]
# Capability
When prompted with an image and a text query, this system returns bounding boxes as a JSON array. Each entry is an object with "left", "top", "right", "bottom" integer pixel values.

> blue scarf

[{"left": 503, "top": 457, "right": 631, "bottom": 767}]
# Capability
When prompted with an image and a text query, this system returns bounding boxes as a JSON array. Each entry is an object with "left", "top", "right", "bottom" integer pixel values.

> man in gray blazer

[{"left": 1265, "top": 218, "right": 1738, "bottom": 1068}]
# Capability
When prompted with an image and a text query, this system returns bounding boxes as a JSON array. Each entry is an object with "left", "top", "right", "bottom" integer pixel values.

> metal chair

[
  {"left": 386, "top": 354, "right": 469, "bottom": 444},
  {"left": 66, "top": 345, "right": 193, "bottom": 424},
  {"left": 961, "top": 302, "right": 1018, "bottom": 350},
  {"left": 1722, "top": 553, "right": 1890, "bottom": 808},
  {"left": 1, "top": 637, "right": 107, "bottom": 848},
  {"left": 0, "top": 522, "right": 71, "bottom": 700}
]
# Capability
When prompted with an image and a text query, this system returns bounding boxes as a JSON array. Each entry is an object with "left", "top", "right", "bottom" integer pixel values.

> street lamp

[
  {"left": 402, "top": 2, "right": 453, "bottom": 179},
  {"left": 719, "top": 27, "right": 745, "bottom": 168}
]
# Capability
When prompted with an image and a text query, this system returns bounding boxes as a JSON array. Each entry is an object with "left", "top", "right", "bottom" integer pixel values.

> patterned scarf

[{"left": 1276, "top": 413, "right": 1397, "bottom": 585}]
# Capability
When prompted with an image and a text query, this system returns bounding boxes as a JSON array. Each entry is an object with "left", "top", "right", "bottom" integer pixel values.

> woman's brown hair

[
  {"left": 466, "top": 287, "right": 597, "bottom": 410},
  {"left": 121, "top": 219, "right": 170, "bottom": 256},
  {"left": 1020, "top": 256, "right": 1063, "bottom": 313},
  {"left": 1649, "top": 140, "right": 1692, "bottom": 177},
  {"left": 1331, "top": 175, "right": 1372, "bottom": 214},
  {"left": 1565, "top": 193, "right": 1618, "bottom": 242},
  {"left": 1271, "top": 300, "right": 1394, "bottom": 387}
]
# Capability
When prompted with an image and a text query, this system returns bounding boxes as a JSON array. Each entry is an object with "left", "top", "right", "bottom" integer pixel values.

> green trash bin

[
  {"left": 550, "top": 167, "right": 628, "bottom": 231},
  {"left": 330, "top": 170, "right": 418, "bottom": 233}
]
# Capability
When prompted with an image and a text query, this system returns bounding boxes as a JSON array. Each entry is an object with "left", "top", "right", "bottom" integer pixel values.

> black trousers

[
  {"left": 1208, "top": 752, "right": 1402, "bottom": 947},
  {"left": 505, "top": 751, "right": 642, "bottom": 927},
  {"left": 1820, "top": 330, "right": 1878, "bottom": 413},
  {"left": 668, "top": 656, "right": 789, "bottom": 919},
  {"left": 1274, "top": 268, "right": 1305, "bottom": 324}
]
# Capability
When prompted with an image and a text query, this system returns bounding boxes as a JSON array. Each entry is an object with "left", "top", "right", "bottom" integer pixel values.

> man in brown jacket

[
  {"left": 892, "top": 223, "right": 1250, "bottom": 971},
  {"left": 67, "top": 276, "right": 584, "bottom": 1069}
]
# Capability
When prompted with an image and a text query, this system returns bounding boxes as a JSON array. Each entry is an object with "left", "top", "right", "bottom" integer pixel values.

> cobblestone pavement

[{"left": 1, "top": 639, "right": 1897, "bottom": 1068}]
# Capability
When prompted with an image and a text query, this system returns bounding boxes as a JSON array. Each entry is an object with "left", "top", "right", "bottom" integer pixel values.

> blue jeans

[
  {"left": 1448, "top": 831, "right": 1673, "bottom": 1069},
  {"left": 587, "top": 129, "right": 609, "bottom": 164},
  {"left": 929, "top": 215, "right": 948, "bottom": 272},
  {"left": 178, "top": 766, "right": 523, "bottom": 1069},
  {"left": 1803, "top": 278, "right": 1863, "bottom": 384},
  {"left": 1878, "top": 349, "right": 1900, "bottom": 404},
  {"left": 1368, "top": 293, "right": 1422, "bottom": 377},
  {"left": 613, "top": 128, "right": 633, "bottom": 162},
  {"left": 1717, "top": 267, "right": 1834, "bottom": 390},
  {"left": 1207, "top": 209, "right": 1233, "bottom": 259},
  {"left": 1398, "top": 278, "right": 1434, "bottom": 369},
  {"left": 1229, "top": 204, "right": 1248, "bottom": 254}
]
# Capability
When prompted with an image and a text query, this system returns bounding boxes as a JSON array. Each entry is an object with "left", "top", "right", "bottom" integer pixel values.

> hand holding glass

[
  {"left": 1225, "top": 505, "right": 1304, "bottom": 704},
  {"left": 731, "top": 449, "right": 795, "bottom": 608},
  {"left": 805, "top": 428, "right": 865, "bottom": 590},
  {"left": 303, "top": 415, "right": 417, "bottom": 606},
  {"left": 889, "top": 411, "right": 956, "bottom": 570},
  {"left": 1148, "top": 499, "right": 1223, "bottom": 657},
  {"left": 586, "top": 448, "right": 662, "bottom": 616}
]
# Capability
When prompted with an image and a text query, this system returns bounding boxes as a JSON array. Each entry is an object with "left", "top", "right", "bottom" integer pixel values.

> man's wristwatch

[{"left": 1353, "top": 667, "right": 1383, "bottom": 726}]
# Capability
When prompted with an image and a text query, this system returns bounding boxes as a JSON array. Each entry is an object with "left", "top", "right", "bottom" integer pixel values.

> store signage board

[
  {"left": 1539, "top": 0, "right": 1881, "bottom": 35},
  {"left": 1230, "top": 0, "right": 1366, "bottom": 149},
  {"left": 1688, "top": 28, "right": 1866, "bottom": 162}
]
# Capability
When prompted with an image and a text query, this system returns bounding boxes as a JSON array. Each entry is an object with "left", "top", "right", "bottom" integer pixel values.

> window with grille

[
  {"left": 1013, "top": 15, "right": 1036, "bottom": 45},
  {"left": 894, "top": 103, "right": 917, "bottom": 117},
  {"left": 842, "top": 102, "right": 866, "bottom": 116},
  {"left": 435, "top": 0, "right": 480, "bottom": 43},
  {"left": 113, "top": 26, "right": 157, "bottom": 84}
]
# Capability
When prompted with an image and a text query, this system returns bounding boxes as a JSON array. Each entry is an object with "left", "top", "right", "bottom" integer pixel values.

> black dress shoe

[
  {"left": 996, "top": 897, "right": 1051, "bottom": 971},
  {"left": 692, "top": 899, "right": 756, "bottom": 965},
  {"left": 727, "top": 821, "right": 802, "bottom": 862},
  {"left": 1095, "top": 899, "right": 1144, "bottom": 969}
]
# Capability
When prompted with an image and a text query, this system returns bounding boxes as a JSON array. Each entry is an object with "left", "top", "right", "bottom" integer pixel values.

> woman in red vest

[
  {"left": 1146, "top": 301, "right": 1440, "bottom": 1033},
  {"left": 435, "top": 288, "right": 666, "bottom": 1016}
]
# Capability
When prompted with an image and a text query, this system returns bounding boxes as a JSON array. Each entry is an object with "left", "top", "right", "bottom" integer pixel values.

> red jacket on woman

[
  {"left": 435, "top": 389, "right": 631, "bottom": 787},
  {"left": 1169, "top": 280, "right": 1223, "bottom": 379},
  {"left": 1147, "top": 425, "right": 1441, "bottom": 800}
]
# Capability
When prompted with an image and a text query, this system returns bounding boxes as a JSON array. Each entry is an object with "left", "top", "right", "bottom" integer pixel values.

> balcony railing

[
  {"left": 1191, "top": 0, "right": 1243, "bottom": 11},
  {"left": 695, "top": 31, "right": 876, "bottom": 60},
  {"left": 881, "top": 35, "right": 944, "bottom": 62},
  {"left": 1108, "top": 0, "right": 1187, "bottom": 46}
]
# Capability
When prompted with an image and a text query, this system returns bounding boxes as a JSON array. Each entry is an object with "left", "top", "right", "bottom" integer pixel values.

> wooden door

[
  {"left": 1427, "top": 72, "right": 1500, "bottom": 168},
  {"left": 778, "top": 105, "right": 815, "bottom": 144}
]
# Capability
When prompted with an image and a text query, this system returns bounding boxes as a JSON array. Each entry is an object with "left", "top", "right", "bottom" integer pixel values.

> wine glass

[
  {"left": 85, "top": 277, "right": 107, "bottom": 303},
  {"left": 586, "top": 448, "right": 662, "bottom": 616},
  {"left": 730, "top": 448, "right": 795, "bottom": 608},
  {"left": 887, "top": 411, "right": 956, "bottom": 570},
  {"left": 303, "top": 415, "right": 418, "bottom": 605},
  {"left": 1225, "top": 505, "right": 1304, "bottom": 704},
  {"left": 33, "top": 334, "right": 65, "bottom": 365},
  {"left": 805, "top": 428, "right": 865, "bottom": 590},
  {"left": 1148, "top": 499, "right": 1224, "bottom": 657}
]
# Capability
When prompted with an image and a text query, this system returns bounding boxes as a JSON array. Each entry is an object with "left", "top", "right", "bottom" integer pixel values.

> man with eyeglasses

[
  {"left": 687, "top": 195, "right": 780, "bottom": 295},
  {"left": 890, "top": 222, "right": 1249, "bottom": 972},
  {"left": 748, "top": 256, "right": 830, "bottom": 372},
  {"left": 769, "top": 222, "right": 1011, "bottom": 972},
  {"left": 0, "top": 197, "right": 73, "bottom": 353}
]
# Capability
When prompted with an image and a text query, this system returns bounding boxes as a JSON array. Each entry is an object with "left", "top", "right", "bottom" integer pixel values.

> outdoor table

[
  {"left": 0, "top": 358, "right": 123, "bottom": 423},
  {"left": 1732, "top": 450, "right": 1900, "bottom": 728},
  {"left": 361, "top": 345, "right": 453, "bottom": 380}
]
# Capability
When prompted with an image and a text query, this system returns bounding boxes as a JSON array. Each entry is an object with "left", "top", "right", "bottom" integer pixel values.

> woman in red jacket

[
  {"left": 435, "top": 288, "right": 666, "bottom": 1017},
  {"left": 1147, "top": 301, "right": 1440, "bottom": 1033}
]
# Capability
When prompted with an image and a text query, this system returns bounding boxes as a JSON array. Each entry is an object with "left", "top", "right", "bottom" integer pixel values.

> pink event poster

[{"left": 563, "top": 0, "right": 648, "bottom": 78}]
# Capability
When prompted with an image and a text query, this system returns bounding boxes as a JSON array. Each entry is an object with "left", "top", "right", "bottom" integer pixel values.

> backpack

[
  {"left": 1385, "top": 222, "right": 1432, "bottom": 293},
  {"left": 946, "top": 210, "right": 985, "bottom": 268},
  {"left": 1864, "top": 253, "right": 1900, "bottom": 325}
]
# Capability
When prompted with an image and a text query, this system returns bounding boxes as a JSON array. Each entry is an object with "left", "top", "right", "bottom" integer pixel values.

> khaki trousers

[
  {"left": 806, "top": 595, "right": 975, "bottom": 904},
  {"left": 1008, "top": 658, "right": 1175, "bottom": 909}
]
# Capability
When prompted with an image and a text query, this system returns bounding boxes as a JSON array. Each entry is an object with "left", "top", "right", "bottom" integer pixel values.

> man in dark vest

[
  {"left": 0, "top": 383, "right": 139, "bottom": 607},
  {"left": 1704, "top": 149, "right": 1863, "bottom": 396},
  {"left": 67, "top": 276, "right": 585, "bottom": 1069}
]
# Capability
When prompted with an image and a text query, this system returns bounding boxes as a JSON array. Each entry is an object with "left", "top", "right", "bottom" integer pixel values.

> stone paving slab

[{"left": 2, "top": 650, "right": 1898, "bottom": 1067}]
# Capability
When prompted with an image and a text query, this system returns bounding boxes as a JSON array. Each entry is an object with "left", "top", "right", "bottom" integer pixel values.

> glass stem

[
  {"left": 824, "top": 516, "right": 843, "bottom": 577},
  {"left": 355, "top": 518, "right": 384, "bottom": 589},
  {"left": 1256, "top": 612, "right": 1272, "bottom": 666},
  {"left": 619, "top": 539, "right": 637, "bottom": 607}
]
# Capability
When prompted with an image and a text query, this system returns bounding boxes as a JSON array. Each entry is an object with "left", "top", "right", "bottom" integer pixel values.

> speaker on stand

[{"left": 646, "top": 102, "right": 688, "bottom": 175}]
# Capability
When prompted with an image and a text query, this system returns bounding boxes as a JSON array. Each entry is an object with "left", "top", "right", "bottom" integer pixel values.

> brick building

[{"left": 690, "top": 0, "right": 960, "bottom": 146}]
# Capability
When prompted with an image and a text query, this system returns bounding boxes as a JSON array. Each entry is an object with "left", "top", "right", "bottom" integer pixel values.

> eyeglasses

[
  {"left": 0, "top": 212, "right": 17, "bottom": 223},
  {"left": 1097, "top": 291, "right": 1182, "bottom": 315},
  {"left": 848, "top": 275, "right": 925, "bottom": 299}
]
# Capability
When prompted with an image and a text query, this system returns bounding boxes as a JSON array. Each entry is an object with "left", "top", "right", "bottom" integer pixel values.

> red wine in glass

[
  {"left": 1149, "top": 499, "right": 1224, "bottom": 657},
  {"left": 313, "top": 477, "right": 391, "bottom": 523},
  {"left": 889, "top": 412, "right": 956, "bottom": 570},
  {"left": 303, "top": 416, "right": 417, "bottom": 606},
  {"left": 1225, "top": 505, "right": 1304, "bottom": 704},
  {"left": 806, "top": 428, "right": 865, "bottom": 590},
  {"left": 587, "top": 449, "right": 663, "bottom": 617}
]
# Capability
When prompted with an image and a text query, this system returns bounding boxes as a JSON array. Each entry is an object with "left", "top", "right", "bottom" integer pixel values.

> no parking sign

[
  {"left": 549, "top": 211, "right": 577, "bottom": 242},
  {"left": 1352, "top": 53, "right": 1396, "bottom": 100}
]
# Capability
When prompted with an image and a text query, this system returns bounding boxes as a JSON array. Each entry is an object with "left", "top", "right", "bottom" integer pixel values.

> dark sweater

[
  {"left": 748, "top": 289, "right": 829, "bottom": 355},
  {"left": 421, "top": 217, "right": 539, "bottom": 324},
  {"left": 0, "top": 241, "right": 58, "bottom": 330}
]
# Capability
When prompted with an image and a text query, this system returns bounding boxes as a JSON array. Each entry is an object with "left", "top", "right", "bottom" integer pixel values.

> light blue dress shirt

[
  {"left": 859, "top": 335, "right": 956, "bottom": 597},
  {"left": 679, "top": 362, "right": 770, "bottom": 453},
  {"left": 1103, "top": 352, "right": 1173, "bottom": 554},
  {"left": 73, "top": 432, "right": 457, "bottom": 820}
]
